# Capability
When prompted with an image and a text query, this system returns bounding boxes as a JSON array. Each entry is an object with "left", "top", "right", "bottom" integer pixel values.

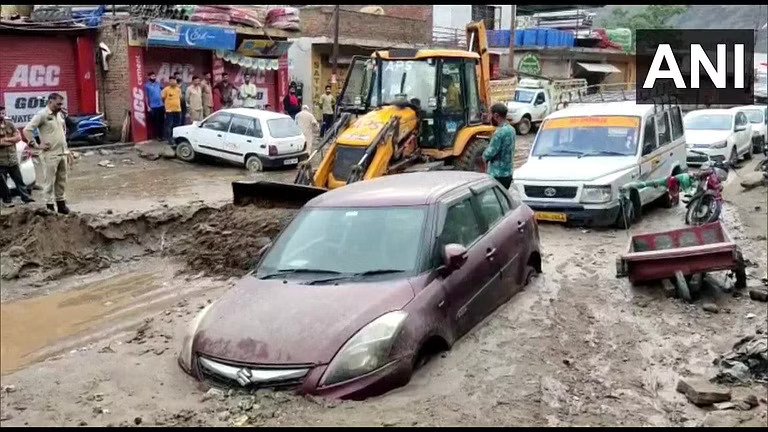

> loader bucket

[{"left": 232, "top": 180, "right": 327, "bottom": 208}]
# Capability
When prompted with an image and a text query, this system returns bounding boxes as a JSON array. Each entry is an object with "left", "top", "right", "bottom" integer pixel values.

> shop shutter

[{"left": 0, "top": 35, "right": 80, "bottom": 126}]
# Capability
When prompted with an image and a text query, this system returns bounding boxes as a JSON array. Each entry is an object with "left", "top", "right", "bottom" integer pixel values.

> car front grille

[
  {"left": 197, "top": 356, "right": 310, "bottom": 390},
  {"left": 332, "top": 145, "right": 368, "bottom": 181},
  {"left": 686, "top": 154, "right": 708, "bottom": 164},
  {"left": 524, "top": 185, "right": 578, "bottom": 199}
]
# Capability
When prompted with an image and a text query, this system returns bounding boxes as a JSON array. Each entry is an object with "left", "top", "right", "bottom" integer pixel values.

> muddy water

[{"left": 0, "top": 272, "right": 163, "bottom": 375}]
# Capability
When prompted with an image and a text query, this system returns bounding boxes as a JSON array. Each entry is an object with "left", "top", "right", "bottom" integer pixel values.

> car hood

[
  {"left": 173, "top": 125, "right": 196, "bottom": 136},
  {"left": 515, "top": 155, "right": 636, "bottom": 182},
  {"left": 194, "top": 276, "right": 415, "bottom": 365},
  {"left": 684, "top": 130, "right": 731, "bottom": 145}
]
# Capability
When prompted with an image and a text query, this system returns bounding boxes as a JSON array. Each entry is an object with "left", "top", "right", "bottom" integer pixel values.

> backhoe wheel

[
  {"left": 516, "top": 117, "right": 532, "bottom": 135},
  {"left": 453, "top": 138, "right": 489, "bottom": 173}
]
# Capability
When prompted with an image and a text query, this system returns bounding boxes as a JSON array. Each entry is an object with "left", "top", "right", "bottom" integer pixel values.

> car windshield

[
  {"left": 267, "top": 118, "right": 303, "bottom": 138},
  {"left": 258, "top": 206, "right": 427, "bottom": 278},
  {"left": 514, "top": 89, "right": 537, "bottom": 103},
  {"left": 684, "top": 114, "right": 732, "bottom": 130},
  {"left": 371, "top": 60, "right": 437, "bottom": 113},
  {"left": 744, "top": 109, "right": 765, "bottom": 124},
  {"left": 532, "top": 116, "right": 640, "bottom": 157}
]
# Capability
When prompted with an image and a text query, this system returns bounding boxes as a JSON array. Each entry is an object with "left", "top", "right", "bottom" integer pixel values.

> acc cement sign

[{"left": 635, "top": 30, "right": 755, "bottom": 105}]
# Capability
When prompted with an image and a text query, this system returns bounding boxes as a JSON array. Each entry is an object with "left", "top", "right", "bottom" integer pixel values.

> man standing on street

[
  {"left": 239, "top": 74, "right": 258, "bottom": 108},
  {"left": 282, "top": 84, "right": 301, "bottom": 119},
  {"left": 295, "top": 105, "right": 320, "bottom": 154},
  {"left": 214, "top": 72, "right": 235, "bottom": 109},
  {"left": 1, "top": 106, "right": 34, "bottom": 207},
  {"left": 174, "top": 71, "right": 188, "bottom": 124},
  {"left": 482, "top": 103, "right": 516, "bottom": 189},
  {"left": 202, "top": 72, "right": 213, "bottom": 118},
  {"left": 162, "top": 78, "right": 183, "bottom": 145},
  {"left": 318, "top": 85, "right": 335, "bottom": 137},
  {"left": 144, "top": 72, "right": 165, "bottom": 140},
  {"left": 23, "top": 93, "right": 71, "bottom": 214},
  {"left": 186, "top": 75, "right": 204, "bottom": 122}
]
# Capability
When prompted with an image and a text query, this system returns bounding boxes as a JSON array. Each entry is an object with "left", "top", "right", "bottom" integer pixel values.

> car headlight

[
  {"left": 178, "top": 303, "right": 214, "bottom": 371},
  {"left": 321, "top": 311, "right": 408, "bottom": 386},
  {"left": 711, "top": 141, "right": 728, "bottom": 149},
  {"left": 581, "top": 185, "right": 613, "bottom": 204}
]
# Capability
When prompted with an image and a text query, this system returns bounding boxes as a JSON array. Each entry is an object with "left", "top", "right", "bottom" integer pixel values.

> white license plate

[{"left": 283, "top": 158, "right": 299, "bottom": 165}]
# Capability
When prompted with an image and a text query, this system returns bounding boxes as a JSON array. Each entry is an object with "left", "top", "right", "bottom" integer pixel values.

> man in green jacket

[{"left": 482, "top": 103, "right": 516, "bottom": 188}]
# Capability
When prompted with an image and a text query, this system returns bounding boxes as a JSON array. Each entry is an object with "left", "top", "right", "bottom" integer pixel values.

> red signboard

[{"left": 128, "top": 45, "right": 148, "bottom": 142}]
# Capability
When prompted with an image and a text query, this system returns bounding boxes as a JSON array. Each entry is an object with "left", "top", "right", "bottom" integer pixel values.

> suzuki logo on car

[{"left": 544, "top": 187, "right": 557, "bottom": 197}]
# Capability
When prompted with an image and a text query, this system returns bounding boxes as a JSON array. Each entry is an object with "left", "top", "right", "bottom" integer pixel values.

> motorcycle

[
  {"left": 64, "top": 111, "right": 109, "bottom": 145},
  {"left": 683, "top": 150, "right": 730, "bottom": 226}
]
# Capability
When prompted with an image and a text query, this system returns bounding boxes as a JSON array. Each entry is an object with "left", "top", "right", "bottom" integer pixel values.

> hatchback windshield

[
  {"left": 744, "top": 109, "right": 765, "bottom": 124},
  {"left": 258, "top": 207, "right": 427, "bottom": 278},
  {"left": 267, "top": 118, "right": 303, "bottom": 138},
  {"left": 532, "top": 116, "right": 640, "bottom": 157},
  {"left": 514, "top": 89, "right": 536, "bottom": 103},
  {"left": 684, "top": 114, "right": 732, "bottom": 131}
]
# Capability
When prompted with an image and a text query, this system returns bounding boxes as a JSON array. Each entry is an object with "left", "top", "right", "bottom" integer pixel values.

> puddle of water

[{"left": 0, "top": 272, "right": 161, "bottom": 375}]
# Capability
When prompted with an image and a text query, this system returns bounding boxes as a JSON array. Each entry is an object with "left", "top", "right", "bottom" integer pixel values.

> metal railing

[{"left": 432, "top": 25, "right": 466, "bottom": 49}]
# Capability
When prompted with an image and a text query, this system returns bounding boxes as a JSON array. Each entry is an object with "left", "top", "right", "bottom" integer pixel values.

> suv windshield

[
  {"left": 532, "top": 116, "right": 640, "bottom": 157},
  {"left": 371, "top": 59, "right": 437, "bottom": 112},
  {"left": 514, "top": 89, "right": 537, "bottom": 103},
  {"left": 267, "top": 118, "right": 303, "bottom": 138},
  {"left": 258, "top": 207, "right": 427, "bottom": 278},
  {"left": 684, "top": 114, "right": 732, "bottom": 130},
  {"left": 744, "top": 109, "right": 765, "bottom": 124}
]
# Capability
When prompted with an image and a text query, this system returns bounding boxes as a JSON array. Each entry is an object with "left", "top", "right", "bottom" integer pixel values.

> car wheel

[
  {"left": 523, "top": 265, "right": 537, "bottom": 287},
  {"left": 616, "top": 195, "right": 637, "bottom": 229},
  {"left": 516, "top": 117, "right": 532, "bottom": 135},
  {"left": 245, "top": 155, "right": 264, "bottom": 173},
  {"left": 175, "top": 140, "right": 196, "bottom": 162},
  {"left": 728, "top": 147, "right": 738, "bottom": 167}
]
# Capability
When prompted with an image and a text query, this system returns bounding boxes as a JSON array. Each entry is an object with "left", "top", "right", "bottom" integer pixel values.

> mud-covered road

[{"left": 1, "top": 143, "right": 766, "bottom": 427}]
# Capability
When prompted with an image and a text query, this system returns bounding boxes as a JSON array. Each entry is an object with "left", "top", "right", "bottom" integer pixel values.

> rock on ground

[{"left": 676, "top": 378, "right": 732, "bottom": 406}]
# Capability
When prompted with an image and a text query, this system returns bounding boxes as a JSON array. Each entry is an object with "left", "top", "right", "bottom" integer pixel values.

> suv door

[
  {"left": 473, "top": 185, "right": 527, "bottom": 301},
  {"left": 193, "top": 112, "right": 233, "bottom": 158},
  {"left": 438, "top": 196, "right": 500, "bottom": 337}
]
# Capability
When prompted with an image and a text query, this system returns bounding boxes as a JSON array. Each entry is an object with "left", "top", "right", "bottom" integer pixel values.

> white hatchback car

[
  {"left": 172, "top": 108, "right": 309, "bottom": 172},
  {"left": 683, "top": 108, "right": 753, "bottom": 166},
  {"left": 4, "top": 141, "right": 36, "bottom": 193}
]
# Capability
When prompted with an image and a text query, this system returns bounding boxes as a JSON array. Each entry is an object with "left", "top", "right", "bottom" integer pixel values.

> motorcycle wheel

[{"left": 685, "top": 193, "right": 721, "bottom": 226}]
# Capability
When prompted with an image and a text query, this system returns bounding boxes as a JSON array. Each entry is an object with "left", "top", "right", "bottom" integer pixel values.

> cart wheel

[
  {"left": 675, "top": 271, "right": 692, "bottom": 303},
  {"left": 734, "top": 250, "right": 747, "bottom": 289},
  {"left": 689, "top": 273, "right": 703, "bottom": 295}
]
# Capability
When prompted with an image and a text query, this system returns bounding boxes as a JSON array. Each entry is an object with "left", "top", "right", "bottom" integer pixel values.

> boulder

[{"left": 676, "top": 378, "right": 731, "bottom": 406}]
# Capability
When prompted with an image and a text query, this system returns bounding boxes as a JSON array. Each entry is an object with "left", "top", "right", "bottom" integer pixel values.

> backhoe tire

[
  {"left": 453, "top": 138, "right": 489, "bottom": 173},
  {"left": 516, "top": 116, "right": 532, "bottom": 135}
]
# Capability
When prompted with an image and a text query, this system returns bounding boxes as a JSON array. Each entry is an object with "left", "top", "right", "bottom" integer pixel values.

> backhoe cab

[{"left": 232, "top": 21, "right": 496, "bottom": 207}]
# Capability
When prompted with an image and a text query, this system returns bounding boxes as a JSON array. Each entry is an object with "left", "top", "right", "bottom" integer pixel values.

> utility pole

[
  {"left": 508, "top": 5, "right": 517, "bottom": 77},
  {"left": 332, "top": 5, "right": 340, "bottom": 90}
]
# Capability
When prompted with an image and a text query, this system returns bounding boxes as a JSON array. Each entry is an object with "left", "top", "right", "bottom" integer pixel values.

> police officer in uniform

[{"left": 23, "top": 93, "right": 71, "bottom": 214}]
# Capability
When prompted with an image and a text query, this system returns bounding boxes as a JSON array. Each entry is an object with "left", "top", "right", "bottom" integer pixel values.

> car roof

[
  {"left": 305, "top": 171, "right": 490, "bottom": 208},
  {"left": 218, "top": 108, "right": 290, "bottom": 120},
  {"left": 736, "top": 105, "right": 767, "bottom": 111},
  {"left": 547, "top": 101, "right": 659, "bottom": 119},
  {"left": 685, "top": 109, "right": 734, "bottom": 117}
]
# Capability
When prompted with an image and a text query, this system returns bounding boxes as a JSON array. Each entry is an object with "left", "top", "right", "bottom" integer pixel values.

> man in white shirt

[{"left": 239, "top": 74, "right": 258, "bottom": 109}]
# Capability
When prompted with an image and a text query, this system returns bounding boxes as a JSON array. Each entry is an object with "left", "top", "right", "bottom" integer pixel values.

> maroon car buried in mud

[{"left": 178, "top": 171, "right": 543, "bottom": 400}]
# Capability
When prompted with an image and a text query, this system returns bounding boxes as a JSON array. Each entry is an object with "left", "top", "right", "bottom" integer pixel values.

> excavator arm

[{"left": 466, "top": 20, "right": 491, "bottom": 109}]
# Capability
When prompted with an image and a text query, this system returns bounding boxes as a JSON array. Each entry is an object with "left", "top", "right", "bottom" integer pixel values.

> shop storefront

[
  {"left": 0, "top": 31, "right": 98, "bottom": 128},
  {"left": 126, "top": 20, "right": 291, "bottom": 142}
]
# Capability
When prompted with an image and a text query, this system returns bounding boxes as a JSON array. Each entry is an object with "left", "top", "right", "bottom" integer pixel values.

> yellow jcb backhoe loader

[{"left": 232, "top": 21, "right": 498, "bottom": 207}]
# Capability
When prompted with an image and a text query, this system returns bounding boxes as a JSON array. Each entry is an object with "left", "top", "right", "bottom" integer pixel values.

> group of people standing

[{"left": 0, "top": 93, "right": 73, "bottom": 213}]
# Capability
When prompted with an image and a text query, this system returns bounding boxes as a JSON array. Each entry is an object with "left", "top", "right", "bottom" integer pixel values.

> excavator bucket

[{"left": 231, "top": 180, "right": 327, "bottom": 208}]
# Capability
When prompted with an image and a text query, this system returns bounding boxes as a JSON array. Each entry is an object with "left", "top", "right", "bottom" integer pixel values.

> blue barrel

[
  {"left": 535, "top": 28, "right": 547, "bottom": 46},
  {"left": 515, "top": 29, "right": 524, "bottom": 46},
  {"left": 545, "top": 29, "right": 558, "bottom": 47},
  {"left": 522, "top": 29, "right": 536, "bottom": 46},
  {"left": 566, "top": 32, "right": 575, "bottom": 47}
]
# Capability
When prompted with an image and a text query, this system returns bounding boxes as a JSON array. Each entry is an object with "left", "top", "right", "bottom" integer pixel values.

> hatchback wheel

[
  {"left": 175, "top": 140, "right": 196, "bottom": 162},
  {"left": 245, "top": 155, "right": 264, "bottom": 173}
]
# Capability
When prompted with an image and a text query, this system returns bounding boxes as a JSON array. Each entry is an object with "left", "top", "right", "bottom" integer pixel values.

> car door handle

[
  {"left": 246, "top": 140, "right": 252, "bottom": 143},
  {"left": 485, "top": 247, "right": 497, "bottom": 259},
  {"left": 216, "top": 134, "right": 222, "bottom": 137}
]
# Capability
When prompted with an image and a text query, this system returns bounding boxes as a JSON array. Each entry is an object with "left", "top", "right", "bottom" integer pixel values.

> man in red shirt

[{"left": 282, "top": 83, "right": 301, "bottom": 119}]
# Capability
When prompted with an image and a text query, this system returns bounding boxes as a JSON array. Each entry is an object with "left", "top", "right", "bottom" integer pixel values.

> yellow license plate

[{"left": 535, "top": 212, "right": 568, "bottom": 223}]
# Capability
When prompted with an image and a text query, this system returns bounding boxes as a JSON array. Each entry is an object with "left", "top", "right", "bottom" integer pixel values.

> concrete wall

[
  {"left": 287, "top": 38, "right": 314, "bottom": 108},
  {"left": 96, "top": 21, "right": 130, "bottom": 139},
  {"left": 300, "top": 7, "right": 430, "bottom": 45}
]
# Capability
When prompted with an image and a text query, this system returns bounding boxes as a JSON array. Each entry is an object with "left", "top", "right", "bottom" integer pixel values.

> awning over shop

[{"left": 576, "top": 62, "right": 620, "bottom": 74}]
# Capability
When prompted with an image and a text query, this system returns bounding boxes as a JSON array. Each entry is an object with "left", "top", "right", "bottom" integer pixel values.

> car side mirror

[
  {"left": 192, "top": 121, "right": 200, "bottom": 127},
  {"left": 441, "top": 243, "right": 468, "bottom": 274}
]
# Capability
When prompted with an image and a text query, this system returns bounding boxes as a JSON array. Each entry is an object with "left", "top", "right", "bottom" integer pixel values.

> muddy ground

[{"left": 1, "top": 143, "right": 766, "bottom": 427}]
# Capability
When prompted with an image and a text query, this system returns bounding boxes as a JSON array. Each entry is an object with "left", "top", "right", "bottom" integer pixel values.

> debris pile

[{"left": 712, "top": 331, "right": 768, "bottom": 385}]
